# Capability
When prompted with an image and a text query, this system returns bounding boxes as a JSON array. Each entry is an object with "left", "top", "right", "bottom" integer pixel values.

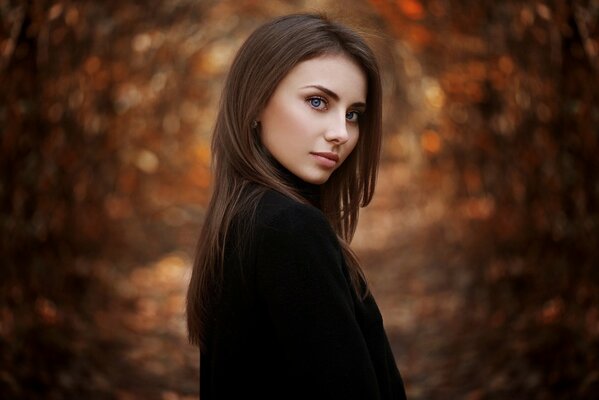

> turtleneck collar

[{"left": 270, "top": 158, "right": 321, "bottom": 208}]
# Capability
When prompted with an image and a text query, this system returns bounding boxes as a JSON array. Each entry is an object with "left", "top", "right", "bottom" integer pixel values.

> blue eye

[
  {"left": 308, "top": 97, "right": 326, "bottom": 109},
  {"left": 346, "top": 111, "right": 360, "bottom": 122}
]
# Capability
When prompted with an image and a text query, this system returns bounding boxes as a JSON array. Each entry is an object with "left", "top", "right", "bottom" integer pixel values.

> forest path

[
  {"left": 96, "top": 254, "right": 199, "bottom": 400},
  {"left": 356, "top": 162, "right": 469, "bottom": 399}
]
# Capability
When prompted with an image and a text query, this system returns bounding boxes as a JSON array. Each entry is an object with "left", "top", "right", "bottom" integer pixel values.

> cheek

[
  {"left": 282, "top": 103, "right": 310, "bottom": 137},
  {"left": 339, "top": 133, "right": 360, "bottom": 164},
  {"left": 259, "top": 102, "right": 312, "bottom": 168},
  {"left": 263, "top": 102, "right": 306, "bottom": 141},
  {"left": 347, "top": 132, "right": 360, "bottom": 154}
]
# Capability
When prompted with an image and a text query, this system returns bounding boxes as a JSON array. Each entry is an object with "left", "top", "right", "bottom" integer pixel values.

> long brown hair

[{"left": 186, "top": 13, "right": 383, "bottom": 349}]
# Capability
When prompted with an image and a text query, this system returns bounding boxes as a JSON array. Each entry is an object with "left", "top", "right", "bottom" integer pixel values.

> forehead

[{"left": 277, "top": 54, "right": 367, "bottom": 102}]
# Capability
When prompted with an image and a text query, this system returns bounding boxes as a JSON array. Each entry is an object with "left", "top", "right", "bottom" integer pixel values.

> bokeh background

[{"left": 1, "top": 0, "right": 598, "bottom": 399}]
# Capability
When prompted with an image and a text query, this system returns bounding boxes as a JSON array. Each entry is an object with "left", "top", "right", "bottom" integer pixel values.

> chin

[
  {"left": 302, "top": 173, "right": 331, "bottom": 185},
  {"left": 291, "top": 165, "right": 335, "bottom": 185},
  {"left": 309, "top": 178, "right": 328, "bottom": 185}
]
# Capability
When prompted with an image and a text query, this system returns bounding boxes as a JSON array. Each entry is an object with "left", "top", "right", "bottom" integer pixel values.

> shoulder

[
  {"left": 255, "top": 189, "right": 333, "bottom": 239},
  {"left": 253, "top": 190, "right": 348, "bottom": 297}
]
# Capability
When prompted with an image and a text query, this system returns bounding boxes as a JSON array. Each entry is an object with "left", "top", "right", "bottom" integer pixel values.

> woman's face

[{"left": 259, "top": 54, "right": 367, "bottom": 185}]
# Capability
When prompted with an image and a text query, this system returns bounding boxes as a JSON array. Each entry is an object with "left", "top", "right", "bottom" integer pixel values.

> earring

[{"left": 251, "top": 120, "right": 259, "bottom": 129}]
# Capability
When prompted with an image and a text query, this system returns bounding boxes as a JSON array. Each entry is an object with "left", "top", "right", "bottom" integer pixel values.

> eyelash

[{"left": 306, "top": 96, "right": 361, "bottom": 123}]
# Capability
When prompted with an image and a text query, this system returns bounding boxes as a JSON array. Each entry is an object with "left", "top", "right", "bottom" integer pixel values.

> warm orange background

[{"left": 1, "top": 1, "right": 598, "bottom": 399}]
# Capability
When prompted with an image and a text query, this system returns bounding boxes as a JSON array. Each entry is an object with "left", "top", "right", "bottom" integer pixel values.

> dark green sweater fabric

[{"left": 199, "top": 187, "right": 407, "bottom": 399}]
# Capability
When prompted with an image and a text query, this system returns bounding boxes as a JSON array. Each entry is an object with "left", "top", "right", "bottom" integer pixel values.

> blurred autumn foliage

[
  {"left": 1, "top": 0, "right": 598, "bottom": 399},
  {"left": 370, "top": 0, "right": 599, "bottom": 398}
]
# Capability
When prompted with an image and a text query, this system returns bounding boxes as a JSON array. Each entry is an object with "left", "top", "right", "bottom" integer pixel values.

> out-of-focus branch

[
  {"left": 573, "top": 2, "right": 599, "bottom": 71},
  {"left": 0, "top": 4, "right": 26, "bottom": 72}
]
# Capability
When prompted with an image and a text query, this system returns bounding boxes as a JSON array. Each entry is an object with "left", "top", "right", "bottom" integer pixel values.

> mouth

[
  {"left": 310, "top": 152, "right": 340, "bottom": 163},
  {"left": 310, "top": 152, "right": 340, "bottom": 169}
]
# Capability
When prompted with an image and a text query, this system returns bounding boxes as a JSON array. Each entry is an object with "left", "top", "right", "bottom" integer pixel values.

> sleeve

[{"left": 255, "top": 203, "right": 382, "bottom": 399}]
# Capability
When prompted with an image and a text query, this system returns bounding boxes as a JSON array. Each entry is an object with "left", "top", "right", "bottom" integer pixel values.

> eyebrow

[{"left": 301, "top": 84, "right": 366, "bottom": 110}]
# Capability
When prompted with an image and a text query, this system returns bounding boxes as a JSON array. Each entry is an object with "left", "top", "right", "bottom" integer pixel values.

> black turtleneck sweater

[{"left": 199, "top": 171, "right": 407, "bottom": 399}]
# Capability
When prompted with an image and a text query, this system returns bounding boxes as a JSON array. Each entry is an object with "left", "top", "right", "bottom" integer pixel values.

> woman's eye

[
  {"left": 346, "top": 111, "right": 360, "bottom": 122},
  {"left": 308, "top": 97, "right": 326, "bottom": 110}
]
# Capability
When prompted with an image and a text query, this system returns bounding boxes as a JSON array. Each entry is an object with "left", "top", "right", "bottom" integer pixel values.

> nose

[{"left": 324, "top": 114, "right": 350, "bottom": 144}]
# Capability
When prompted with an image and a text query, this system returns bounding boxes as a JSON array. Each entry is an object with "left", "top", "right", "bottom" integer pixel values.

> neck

[{"left": 270, "top": 159, "right": 321, "bottom": 208}]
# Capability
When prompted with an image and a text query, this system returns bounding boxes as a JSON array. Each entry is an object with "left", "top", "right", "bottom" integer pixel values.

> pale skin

[{"left": 258, "top": 53, "right": 368, "bottom": 185}]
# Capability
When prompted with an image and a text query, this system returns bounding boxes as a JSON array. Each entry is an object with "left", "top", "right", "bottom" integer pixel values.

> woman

[{"left": 186, "top": 13, "right": 407, "bottom": 399}]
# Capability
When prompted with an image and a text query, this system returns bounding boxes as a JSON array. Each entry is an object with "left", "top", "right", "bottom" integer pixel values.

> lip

[
  {"left": 310, "top": 152, "right": 339, "bottom": 169},
  {"left": 310, "top": 152, "right": 339, "bottom": 162}
]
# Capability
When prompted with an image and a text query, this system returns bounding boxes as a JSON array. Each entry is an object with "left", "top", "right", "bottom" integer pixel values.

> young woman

[{"left": 186, "top": 13, "right": 407, "bottom": 399}]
